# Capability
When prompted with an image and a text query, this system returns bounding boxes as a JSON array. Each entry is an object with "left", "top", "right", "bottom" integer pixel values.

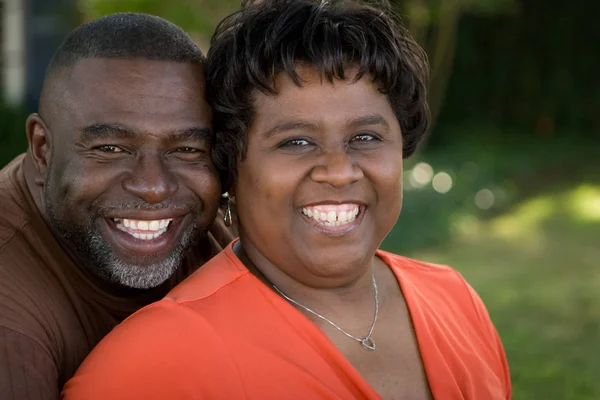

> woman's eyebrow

[
  {"left": 262, "top": 120, "right": 320, "bottom": 139},
  {"left": 347, "top": 114, "right": 389, "bottom": 128}
]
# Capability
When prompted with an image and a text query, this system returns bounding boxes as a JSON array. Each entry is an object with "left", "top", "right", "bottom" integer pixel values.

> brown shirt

[{"left": 0, "top": 154, "right": 234, "bottom": 400}]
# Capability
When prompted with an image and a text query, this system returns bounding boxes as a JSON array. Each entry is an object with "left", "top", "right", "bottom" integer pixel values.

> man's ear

[{"left": 26, "top": 113, "right": 52, "bottom": 186}]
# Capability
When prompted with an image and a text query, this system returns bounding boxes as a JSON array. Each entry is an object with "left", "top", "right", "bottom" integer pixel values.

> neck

[
  {"left": 233, "top": 239, "right": 377, "bottom": 314},
  {"left": 21, "top": 152, "right": 82, "bottom": 270},
  {"left": 22, "top": 152, "right": 48, "bottom": 223}
]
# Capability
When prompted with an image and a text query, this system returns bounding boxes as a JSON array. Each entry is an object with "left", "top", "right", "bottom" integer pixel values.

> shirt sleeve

[
  {"left": 0, "top": 328, "right": 59, "bottom": 400},
  {"left": 61, "top": 300, "right": 245, "bottom": 400},
  {"left": 463, "top": 279, "right": 512, "bottom": 399}
]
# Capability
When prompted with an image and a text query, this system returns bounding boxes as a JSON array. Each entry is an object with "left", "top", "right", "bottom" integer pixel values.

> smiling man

[{"left": 0, "top": 13, "right": 233, "bottom": 400}]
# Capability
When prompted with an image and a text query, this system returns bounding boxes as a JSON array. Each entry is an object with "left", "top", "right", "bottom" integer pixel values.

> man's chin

[
  {"left": 88, "top": 229, "right": 193, "bottom": 290},
  {"left": 49, "top": 214, "right": 201, "bottom": 289},
  {"left": 93, "top": 217, "right": 202, "bottom": 288},
  {"left": 100, "top": 256, "right": 181, "bottom": 290}
]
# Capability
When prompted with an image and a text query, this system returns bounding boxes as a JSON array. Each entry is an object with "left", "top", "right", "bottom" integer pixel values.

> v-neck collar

[{"left": 220, "top": 242, "right": 440, "bottom": 400}]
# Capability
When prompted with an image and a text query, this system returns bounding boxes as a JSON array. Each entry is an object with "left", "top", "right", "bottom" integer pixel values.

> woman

[{"left": 62, "top": 0, "right": 511, "bottom": 399}]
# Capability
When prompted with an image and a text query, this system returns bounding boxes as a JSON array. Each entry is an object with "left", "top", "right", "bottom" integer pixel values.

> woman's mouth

[
  {"left": 299, "top": 203, "right": 365, "bottom": 235},
  {"left": 301, "top": 204, "right": 360, "bottom": 227}
]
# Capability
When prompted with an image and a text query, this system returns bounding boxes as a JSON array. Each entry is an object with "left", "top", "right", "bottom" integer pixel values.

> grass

[{"left": 393, "top": 181, "right": 600, "bottom": 399}]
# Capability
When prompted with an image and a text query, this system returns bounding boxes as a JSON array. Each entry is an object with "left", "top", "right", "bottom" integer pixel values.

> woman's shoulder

[
  {"left": 376, "top": 249, "right": 459, "bottom": 277},
  {"left": 378, "top": 250, "right": 511, "bottom": 397},
  {"left": 62, "top": 299, "right": 246, "bottom": 399},
  {"left": 376, "top": 249, "right": 497, "bottom": 337},
  {"left": 167, "top": 243, "right": 252, "bottom": 304}
]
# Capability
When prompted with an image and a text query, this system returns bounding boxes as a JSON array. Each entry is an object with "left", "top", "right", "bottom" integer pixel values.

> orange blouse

[{"left": 62, "top": 243, "right": 511, "bottom": 399}]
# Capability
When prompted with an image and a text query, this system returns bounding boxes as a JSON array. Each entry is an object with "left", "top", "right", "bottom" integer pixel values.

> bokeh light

[
  {"left": 432, "top": 172, "right": 453, "bottom": 194},
  {"left": 409, "top": 162, "right": 434, "bottom": 188},
  {"left": 475, "top": 188, "right": 495, "bottom": 210}
]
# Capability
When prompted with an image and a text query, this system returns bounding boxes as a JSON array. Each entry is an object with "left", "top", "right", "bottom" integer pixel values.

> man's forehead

[
  {"left": 65, "top": 57, "right": 205, "bottom": 92},
  {"left": 45, "top": 57, "right": 210, "bottom": 133},
  {"left": 58, "top": 58, "right": 207, "bottom": 113}
]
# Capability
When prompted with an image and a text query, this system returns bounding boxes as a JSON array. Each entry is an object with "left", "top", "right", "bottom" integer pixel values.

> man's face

[{"left": 42, "top": 58, "right": 220, "bottom": 289}]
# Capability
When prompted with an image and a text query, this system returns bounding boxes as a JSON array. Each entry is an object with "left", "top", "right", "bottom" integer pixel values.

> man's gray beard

[
  {"left": 44, "top": 186, "right": 201, "bottom": 289},
  {"left": 84, "top": 224, "right": 199, "bottom": 289}
]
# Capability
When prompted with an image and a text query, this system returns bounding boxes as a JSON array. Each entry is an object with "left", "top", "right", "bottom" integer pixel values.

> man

[{"left": 0, "top": 13, "right": 233, "bottom": 399}]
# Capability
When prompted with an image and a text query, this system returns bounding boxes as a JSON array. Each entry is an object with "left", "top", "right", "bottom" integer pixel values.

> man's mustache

[{"left": 97, "top": 202, "right": 194, "bottom": 215}]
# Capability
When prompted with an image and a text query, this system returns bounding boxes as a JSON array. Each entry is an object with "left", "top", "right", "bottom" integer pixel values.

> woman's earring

[{"left": 222, "top": 192, "right": 235, "bottom": 227}]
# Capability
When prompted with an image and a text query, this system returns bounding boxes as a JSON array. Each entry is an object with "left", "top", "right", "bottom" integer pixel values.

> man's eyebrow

[
  {"left": 79, "top": 125, "right": 213, "bottom": 142},
  {"left": 81, "top": 123, "right": 138, "bottom": 139},
  {"left": 347, "top": 114, "right": 390, "bottom": 129},
  {"left": 168, "top": 127, "right": 213, "bottom": 142},
  {"left": 262, "top": 120, "right": 320, "bottom": 139}
]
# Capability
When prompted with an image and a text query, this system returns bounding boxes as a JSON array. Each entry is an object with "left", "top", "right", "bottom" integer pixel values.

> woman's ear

[{"left": 26, "top": 113, "right": 52, "bottom": 186}]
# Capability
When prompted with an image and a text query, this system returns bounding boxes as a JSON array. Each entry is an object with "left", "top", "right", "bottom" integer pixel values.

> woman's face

[{"left": 234, "top": 66, "right": 404, "bottom": 285}]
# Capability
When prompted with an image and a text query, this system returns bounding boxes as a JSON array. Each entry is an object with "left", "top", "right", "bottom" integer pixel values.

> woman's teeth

[
  {"left": 301, "top": 205, "right": 360, "bottom": 226},
  {"left": 112, "top": 218, "right": 173, "bottom": 241}
]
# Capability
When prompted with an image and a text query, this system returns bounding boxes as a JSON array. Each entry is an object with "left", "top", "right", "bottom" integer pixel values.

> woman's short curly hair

[{"left": 206, "top": 0, "right": 430, "bottom": 187}]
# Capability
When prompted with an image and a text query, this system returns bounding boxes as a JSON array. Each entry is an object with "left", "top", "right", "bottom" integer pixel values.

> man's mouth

[
  {"left": 111, "top": 218, "right": 173, "bottom": 241},
  {"left": 300, "top": 203, "right": 362, "bottom": 227}
]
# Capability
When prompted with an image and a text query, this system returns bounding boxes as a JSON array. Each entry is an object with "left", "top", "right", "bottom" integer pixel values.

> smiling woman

[{"left": 62, "top": 1, "right": 511, "bottom": 399}]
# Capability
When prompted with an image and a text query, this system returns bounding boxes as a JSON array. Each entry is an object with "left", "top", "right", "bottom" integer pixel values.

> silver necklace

[{"left": 272, "top": 272, "right": 379, "bottom": 351}]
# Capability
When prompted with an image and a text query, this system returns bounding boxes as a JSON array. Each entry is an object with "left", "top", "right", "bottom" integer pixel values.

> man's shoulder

[
  {"left": 0, "top": 172, "right": 48, "bottom": 330},
  {"left": 0, "top": 154, "right": 74, "bottom": 352},
  {"left": 0, "top": 232, "right": 91, "bottom": 393},
  {"left": 0, "top": 325, "right": 59, "bottom": 400},
  {"left": 0, "top": 255, "right": 63, "bottom": 391},
  {"left": 0, "top": 155, "right": 63, "bottom": 303},
  {"left": 0, "top": 154, "right": 33, "bottom": 248},
  {"left": 0, "top": 238, "right": 63, "bottom": 338}
]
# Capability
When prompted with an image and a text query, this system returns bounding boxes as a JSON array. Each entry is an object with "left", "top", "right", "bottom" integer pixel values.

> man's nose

[
  {"left": 310, "top": 149, "right": 364, "bottom": 188},
  {"left": 122, "top": 154, "right": 178, "bottom": 204}
]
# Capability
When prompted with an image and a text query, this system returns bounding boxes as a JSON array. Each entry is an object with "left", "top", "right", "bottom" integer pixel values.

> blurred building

[
  {"left": 2, "top": 0, "right": 25, "bottom": 106},
  {"left": 1, "top": 0, "right": 76, "bottom": 111}
]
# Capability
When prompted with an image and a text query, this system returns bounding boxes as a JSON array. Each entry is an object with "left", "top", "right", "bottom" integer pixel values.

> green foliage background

[{"left": 1, "top": 0, "right": 598, "bottom": 398}]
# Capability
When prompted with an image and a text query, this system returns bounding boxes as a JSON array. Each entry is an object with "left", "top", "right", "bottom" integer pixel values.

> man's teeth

[
  {"left": 301, "top": 205, "right": 360, "bottom": 226},
  {"left": 112, "top": 218, "right": 173, "bottom": 241}
]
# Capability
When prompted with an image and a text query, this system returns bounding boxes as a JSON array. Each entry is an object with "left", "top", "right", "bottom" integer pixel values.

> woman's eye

[
  {"left": 279, "top": 138, "right": 312, "bottom": 148},
  {"left": 351, "top": 133, "right": 379, "bottom": 143}
]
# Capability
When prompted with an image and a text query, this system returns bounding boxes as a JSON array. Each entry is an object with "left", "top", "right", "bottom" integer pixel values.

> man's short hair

[
  {"left": 206, "top": 0, "right": 430, "bottom": 187},
  {"left": 46, "top": 12, "right": 204, "bottom": 76}
]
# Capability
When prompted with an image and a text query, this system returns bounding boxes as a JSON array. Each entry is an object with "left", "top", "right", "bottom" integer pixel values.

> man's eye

[
  {"left": 176, "top": 147, "right": 200, "bottom": 153},
  {"left": 171, "top": 147, "right": 208, "bottom": 161},
  {"left": 97, "top": 145, "right": 124, "bottom": 153}
]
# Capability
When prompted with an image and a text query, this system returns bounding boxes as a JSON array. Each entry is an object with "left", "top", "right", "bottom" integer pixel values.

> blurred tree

[
  {"left": 25, "top": 0, "right": 79, "bottom": 112},
  {"left": 436, "top": 0, "right": 600, "bottom": 139},
  {"left": 79, "top": 0, "right": 517, "bottom": 138},
  {"left": 79, "top": 0, "right": 240, "bottom": 50},
  {"left": 395, "top": 0, "right": 517, "bottom": 143}
]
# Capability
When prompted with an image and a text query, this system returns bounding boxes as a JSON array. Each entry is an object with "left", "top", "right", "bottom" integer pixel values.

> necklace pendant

[{"left": 361, "top": 337, "right": 376, "bottom": 351}]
